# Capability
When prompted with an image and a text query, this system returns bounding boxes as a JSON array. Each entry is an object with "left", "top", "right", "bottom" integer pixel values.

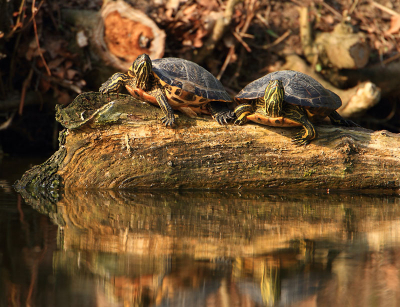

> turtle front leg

[
  {"left": 208, "top": 101, "right": 235, "bottom": 125},
  {"left": 283, "top": 104, "right": 316, "bottom": 146},
  {"left": 234, "top": 103, "right": 254, "bottom": 125},
  {"left": 154, "top": 88, "right": 175, "bottom": 127},
  {"left": 99, "top": 73, "right": 130, "bottom": 100},
  {"left": 264, "top": 80, "right": 284, "bottom": 117},
  {"left": 328, "top": 111, "right": 360, "bottom": 127}
]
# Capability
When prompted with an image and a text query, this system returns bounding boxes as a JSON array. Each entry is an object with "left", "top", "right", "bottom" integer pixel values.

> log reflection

[{"left": 6, "top": 190, "right": 400, "bottom": 306}]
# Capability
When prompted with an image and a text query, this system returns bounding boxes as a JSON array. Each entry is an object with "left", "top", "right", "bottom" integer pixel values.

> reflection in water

[{"left": 1, "top": 189, "right": 400, "bottom": 306}]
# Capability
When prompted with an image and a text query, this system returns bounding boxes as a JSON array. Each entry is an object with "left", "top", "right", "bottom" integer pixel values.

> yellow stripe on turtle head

[
  {"left": 129, "top": 54, "right": 152, "bottom": 90},
  {"left": 264, "top": 80, "right": 284, "bottom": 104}
]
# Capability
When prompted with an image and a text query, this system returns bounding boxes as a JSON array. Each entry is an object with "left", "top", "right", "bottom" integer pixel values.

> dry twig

[
  {"left": 217, "top": 0, "right": 257, "bottom": 79},
  {"left": 6, "top": 0, "right": 26, "bottom": 39},
  {"left": 216, "top": 46, "right": 235, "bottom": 80},
  {"left": 32, "top": 0, "right": 51, "bottom": 76},
  {"left": 193, "top": 0, "right": 239, "bottom": 63},
  {"left": 257, "top": 30, "right": 291, "bottom": 50},
  {"left": 370, "top": 1, "right": 399, "bottom": 16},
  {"left": 19, "top": 68, "right": 34, "bottom": 115}
]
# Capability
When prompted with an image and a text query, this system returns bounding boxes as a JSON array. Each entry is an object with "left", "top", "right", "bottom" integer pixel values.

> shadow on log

[{"left": 15, "top": 92, "right": 400, "bottom": 191}]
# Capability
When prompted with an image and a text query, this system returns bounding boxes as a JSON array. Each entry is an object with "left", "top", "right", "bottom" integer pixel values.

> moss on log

[{"left": 15, "top": 92, "right": 400, "bottom": 191}]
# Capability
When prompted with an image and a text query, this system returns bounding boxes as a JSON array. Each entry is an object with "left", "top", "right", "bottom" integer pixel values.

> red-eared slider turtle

[
  {"left": 99, "top": 54, "right": 234, "bottom": 126},
  {"left": 234, "top": 70, "right": 358, "bottom": 145}
]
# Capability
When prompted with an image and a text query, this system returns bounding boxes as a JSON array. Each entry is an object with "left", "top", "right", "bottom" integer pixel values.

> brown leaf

[
  {"left": 52, "top": 67, "right": 65, "bottom": 79},
  {"left": 39, "top": 78, "right": 51, "bottom": 93},
  {"left": 197, "top": 0, "right": 218, "bottom": 10},
  {"left": 323, "top": 15, "right": 334, "bottom": 25},
  {"left": 183, "top": 4, "right": 198, "bottom": 16},
  {"left": 166, "top": 0, "right": 180, "bottom": 11},
  {"left": 64, "top": 61, "right": 74, "bottom": 70},
  {"left": 66, "top": 69, "right": 78, "bottom": 80},
  {"left": 48, "top": 57, "right": 65, "bottom": 69},
  {"left": 385, "top": 15, "right": 400, "bottom": 35}
]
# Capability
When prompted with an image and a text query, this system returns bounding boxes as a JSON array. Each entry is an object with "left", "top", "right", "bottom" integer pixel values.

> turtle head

[
  {"left": 264, "top": 80, "right": 284, "bottom": 101},
  {"left": 128, "top": 54, "right": 152, "bottom": 90},
  {"left": 263, "top": 80, "right": 284, "bottom": 117}
]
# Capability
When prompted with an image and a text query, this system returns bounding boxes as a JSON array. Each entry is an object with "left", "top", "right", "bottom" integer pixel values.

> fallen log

[
  {"left": 15, "top": 92, "right": 400, "bottom": 191},
  {"left": 62, "top": 0, "right": 165, "bottom": 71}
]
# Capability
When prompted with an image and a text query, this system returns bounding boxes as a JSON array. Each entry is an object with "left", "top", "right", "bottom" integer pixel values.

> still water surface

[{"left": 1, "top": 156, "right": 400, "bottom": 306}]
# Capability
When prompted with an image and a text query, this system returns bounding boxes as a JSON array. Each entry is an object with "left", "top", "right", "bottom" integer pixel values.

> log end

[{"left": 93, "top": 0, "right": 166, "bottom": 70}]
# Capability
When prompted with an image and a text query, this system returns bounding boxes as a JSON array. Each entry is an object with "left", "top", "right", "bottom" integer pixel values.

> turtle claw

[
  {"left": 214, "top": 111, "right": 235, "bottom": 125},
  {"left": 216, "top": 117, "right": 226, "bottom": 125},
  {"left": 99, "top": 81, "right": 111, "bottom": 95},
  {"left": 162, "top": 115, "right": 175, "bottom": 127},
  {"left": 292, "top": 132, "right": 310, "bottom": 146}
]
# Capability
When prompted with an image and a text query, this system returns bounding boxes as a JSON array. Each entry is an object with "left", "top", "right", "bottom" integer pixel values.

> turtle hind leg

[
  {"left": 283, "top": 105, "right": 316, "bottom": 146},
  {"left": 328, "top": 111, "right": 360, "bottom": 127},
  {"left": 233, "top": 103, "right": 254, "bottom": 125},
  {"left": 208, "top": 101, "right": 235, "bottom": 125}
]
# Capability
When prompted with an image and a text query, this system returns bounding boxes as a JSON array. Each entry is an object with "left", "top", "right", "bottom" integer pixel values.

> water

[{"left": 1, "top": 156, "right": 400, "bottom": 306}]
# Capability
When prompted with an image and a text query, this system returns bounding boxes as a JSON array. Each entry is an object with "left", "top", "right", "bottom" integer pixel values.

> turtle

[
  {"left": 99, "top": 54, "right": 234, "bottom": 126},
  {"left": 234, "top": 70, "right": 358, "bottom": 145}
]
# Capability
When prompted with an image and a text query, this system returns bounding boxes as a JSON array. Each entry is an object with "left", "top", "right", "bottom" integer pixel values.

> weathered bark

[{"left": 15, "top": 92, "right": 400, "bottom": 191}]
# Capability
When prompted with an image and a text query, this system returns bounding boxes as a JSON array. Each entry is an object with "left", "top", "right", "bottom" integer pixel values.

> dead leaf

[
  {"left": 183, "top": 4, "right": 198, "bottom": 17},
  {"left": 166, "top": 0, "right": 181, "bottom": 11},
  {"left": 66, "top": 69, "right": 78, "bottom": 80},
  {"left": 323, "top": 15, "right": 334, "bottom": 25},
  {"left": 39, "top": 78, "right": 51, "bottom": 93},
  {"left": 64, "top": 61, "right": 73, "bottom": 70},
  {"left": 44, "top": 40, "right": 64, "bottom": 59},
  {"left": 75, "top": 79, "right": 86, "bottom": 88},
  {"left": 197, "top": 0, "right": 219, "bottom": 10},
  {"left": 48, "top": 57, "right": 65, "bottom": 69},
  {"left": 52, "top": 67, "right": 65, "bottom": 79},
  {"left": 385, "top": 15, "right": 400, "bottom": 35}
]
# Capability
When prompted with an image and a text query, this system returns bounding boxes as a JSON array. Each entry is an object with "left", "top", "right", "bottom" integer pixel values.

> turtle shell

[
  {"left": 235, "top": 70, "right": 342, "bottom": 112},
  {"left": 152, "top": 58, "right": 231, "bottom": 103}
]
